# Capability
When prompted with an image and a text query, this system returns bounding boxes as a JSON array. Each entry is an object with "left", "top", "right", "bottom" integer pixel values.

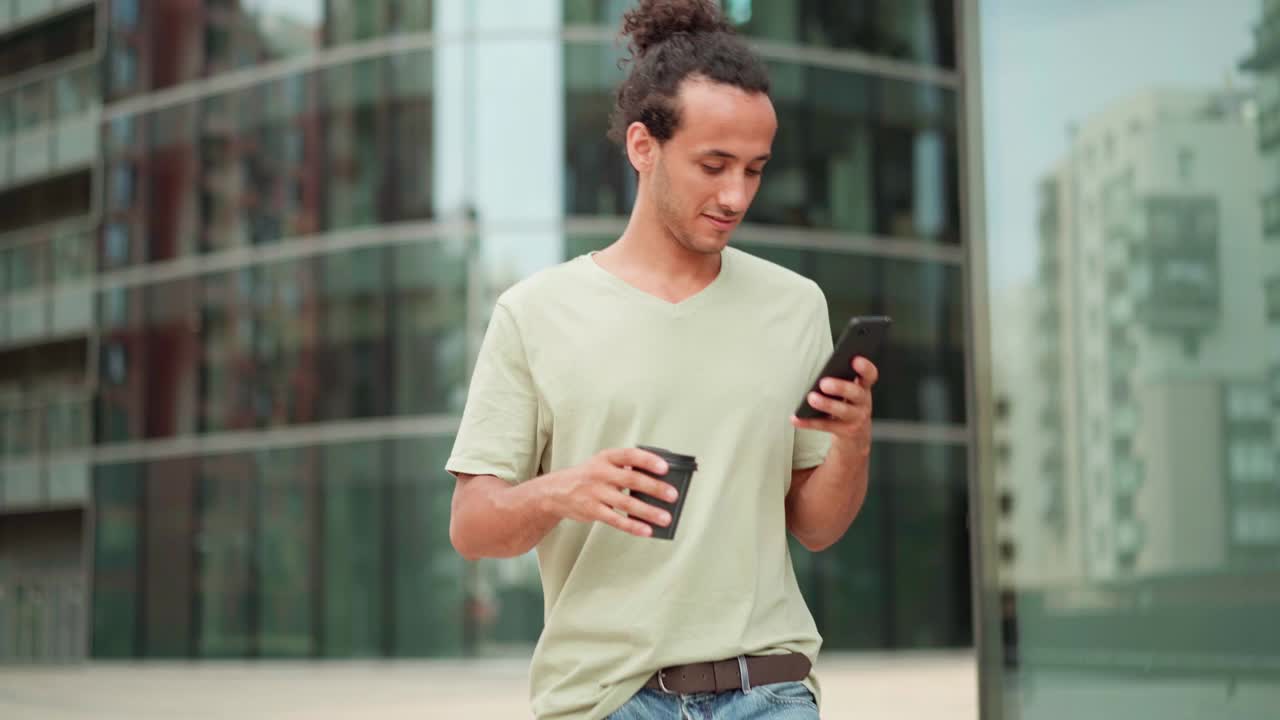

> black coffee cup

[{"left": 632, "top": 445, "right": 698, "bottom": 540}]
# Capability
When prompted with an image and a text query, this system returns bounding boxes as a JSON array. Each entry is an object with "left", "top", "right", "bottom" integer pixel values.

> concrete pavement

[{"left": 0, "top": 651, "right": 976, "bottom": 719}]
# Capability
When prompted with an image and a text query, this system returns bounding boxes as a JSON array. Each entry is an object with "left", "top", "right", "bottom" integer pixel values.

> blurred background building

[{"left": 0, "top": 0, "right": 971, "bottom": 662}]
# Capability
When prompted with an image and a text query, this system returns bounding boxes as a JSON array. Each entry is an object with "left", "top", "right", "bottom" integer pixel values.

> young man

[{"left": 446, "top": 1, "right": 878, "bottom": 718}]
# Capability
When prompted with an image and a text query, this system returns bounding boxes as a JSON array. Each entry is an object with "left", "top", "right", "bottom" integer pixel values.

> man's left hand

[{"left": 789, "top": 356, "right": 879, "bottom": 452}]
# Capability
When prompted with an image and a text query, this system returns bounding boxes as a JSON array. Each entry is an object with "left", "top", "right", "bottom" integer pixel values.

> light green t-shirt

[{"left": 446, "top": 246, "right": 834, "bottom": 720}]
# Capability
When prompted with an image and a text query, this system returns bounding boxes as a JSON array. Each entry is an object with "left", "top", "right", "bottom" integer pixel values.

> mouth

[{"left": 702, "top": 214, "right": 738, "bottom": 232}]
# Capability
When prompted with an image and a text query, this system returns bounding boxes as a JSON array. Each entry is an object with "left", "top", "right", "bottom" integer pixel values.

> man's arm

[
  {"left": 449, "top": 473, "right": 565, "bottom": 561},
  {"left": 784, "top": 356, "right": 879, "bottom": 552},
  {"left": 449, "top": 448, "right": 679, "bottom": 561}
]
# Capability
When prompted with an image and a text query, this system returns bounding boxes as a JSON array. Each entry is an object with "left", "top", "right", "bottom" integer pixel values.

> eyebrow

[{"left": 703, "top": 149, "right": 772, "bottom": 162}]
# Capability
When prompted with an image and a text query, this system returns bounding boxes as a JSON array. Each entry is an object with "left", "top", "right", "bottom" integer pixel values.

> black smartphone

[{"left": 795, "top": 315, "right": 892, "bottom": 420}]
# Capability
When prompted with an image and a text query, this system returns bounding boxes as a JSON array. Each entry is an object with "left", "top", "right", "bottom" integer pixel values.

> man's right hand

[{"left": 539, "top": 448, "right": 680, "bottom": 537}]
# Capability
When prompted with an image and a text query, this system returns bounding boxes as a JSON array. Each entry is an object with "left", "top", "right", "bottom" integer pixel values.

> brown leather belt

[{"left": 643, "top": 652, "right": 811, "bottom": 694}]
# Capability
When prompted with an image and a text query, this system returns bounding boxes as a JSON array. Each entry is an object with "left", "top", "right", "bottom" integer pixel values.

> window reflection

[
  {"left": 564, "top": 49, "right": 959, "bottom": 244},
  {"left": 108, "top": 52, "right": 432, "bottom": 265},
  {"left": 565, "top": 0, "right": 956, "bottom": 68},
  {"left": 96, "top": 240, "right": 466, "bottom": 444},
  {"left": 106, "top": 1, "right": 432, "bottom": 100},
  {"left": 984, "top": 1, "right": 1280, "bottom": 712}
]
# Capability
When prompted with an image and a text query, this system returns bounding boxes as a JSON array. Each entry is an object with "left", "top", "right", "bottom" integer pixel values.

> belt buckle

[{"left": 656, "top": 667, "right": 674, "bottom": 694}]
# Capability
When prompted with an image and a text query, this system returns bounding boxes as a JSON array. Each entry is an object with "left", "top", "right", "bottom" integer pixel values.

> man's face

[{"left": 647, "top": 78, "right": 777, "bottom": 255}]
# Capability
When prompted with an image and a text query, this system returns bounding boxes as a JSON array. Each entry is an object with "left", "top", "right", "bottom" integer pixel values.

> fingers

[
  {"left": 612, "top": 467, "right": 679, "bottom": 503},
  {"left": 790, "top": 414, "right": 845, "bottom": 434},
  {"left": 816, "top": 378, "right": 871, "bottom": 407},
  {"left": 805, "top": 390, "right": 868, "bottom": 421},
  {"left": 593, "top": 503, "right": 655, "bottom": 537},
  {"left": 852, "top": 357, "right": 879, "bottom": 387},
  {"left": 602, "top": 487, "right": 672, "bottom": 529},
  {"left": 604, "top": 447, "right": 670, "bottom": 477}
]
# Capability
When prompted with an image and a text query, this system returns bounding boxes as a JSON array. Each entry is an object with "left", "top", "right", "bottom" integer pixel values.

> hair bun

[{"left": 621, "top": 0, "right": 731, "bottom": 58}]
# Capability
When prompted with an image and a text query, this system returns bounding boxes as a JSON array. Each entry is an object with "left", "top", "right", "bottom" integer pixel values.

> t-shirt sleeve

[
  {"left": 793, "top": 285, "right": 834, "bottom": 470},
  {"left": 446, "top": 301, "right": 546, "bottom": 485}
]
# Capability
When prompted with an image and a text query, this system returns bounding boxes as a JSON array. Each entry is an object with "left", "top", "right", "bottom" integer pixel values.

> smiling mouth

[{"left": 703, "top": 214, "right": 737, "bottom": 229}]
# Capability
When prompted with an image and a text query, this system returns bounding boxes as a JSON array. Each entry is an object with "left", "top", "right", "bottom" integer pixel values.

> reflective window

[
  {"left": 743, "top": 245, "right": 966, "bottom": 424},
  {"left": 106, "top": 1, "right": 431, "bottom": 100},
  {"left": 797, "top": 441, "right": 969, "bottom": 649},
  {"left": 565, "top": 48, "right": 960, "bottom": 245},
  {"left": 97, "top": 240, "right": 466, "bottom": 444},
  {"left": 981, "top": 1, "right": 1280, "bottom": 715},
  {"left": 0, "top": 7, "right": 94, "bottom": 79},
  {"left": 112, "top": 0, "right": 140, "bottom": 29},
  {"left": 391, "top": 437, "right": 465, "bottom": 656},
  {"left": 91, "top": 438, "right": 463, "bottom": 659},
  {"left": 143, "top": 459, "right": 197, "bottom": 657},
  {"left": 91, "top": 463, "right": 142, "bottom": 658},
  {"left": 109, "top": 52, "right": 432, "bottom": 265},
  {"left": 322, "top": 441, "right": 385, "bottom": 657},
  {"left": 191, "top": 454, "right": 251, "bottom": 657},
  {"left": 565, "top": 0, "right": 956, "bottom": 68}
]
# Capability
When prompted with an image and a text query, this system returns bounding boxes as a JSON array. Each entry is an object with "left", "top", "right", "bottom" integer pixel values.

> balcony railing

[
  {"left": 0, "top": 390, "right": 92, "bottom": 510},
  {"left": 0, "top": 0, "right": 93, "bottom": 36},
  {"left": 0, "top": 217, "right": 95, "bottom": 346},
  {"left": 0, "top": 55, "right": 98, "bottom": 191},
  {"left": 0, "top": 571, "right": 85, "bottom": 663}
]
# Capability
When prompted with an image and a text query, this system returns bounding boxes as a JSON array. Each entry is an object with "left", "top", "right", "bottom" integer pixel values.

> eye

[
  {"left": 746, "top": 168, "right": 763, "bottom": 178},
  {"left": 701, "top": 164, "right": 725, "bottom": 174}
]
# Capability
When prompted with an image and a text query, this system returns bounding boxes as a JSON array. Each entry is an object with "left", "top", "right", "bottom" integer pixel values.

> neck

[{"left": 603, "top": 187, "right": 722, "bottom": 284}]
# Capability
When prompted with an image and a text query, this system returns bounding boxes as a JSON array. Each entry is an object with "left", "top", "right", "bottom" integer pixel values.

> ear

[{"left": 625, "top": 121, "right": 658, "bottom": 174}]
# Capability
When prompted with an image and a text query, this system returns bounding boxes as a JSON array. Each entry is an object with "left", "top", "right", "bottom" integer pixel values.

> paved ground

[{"left": 0, "top": 651, "right": 976, "bottom": 719}]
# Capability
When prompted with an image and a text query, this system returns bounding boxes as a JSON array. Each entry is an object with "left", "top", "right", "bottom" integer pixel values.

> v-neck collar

[{"left": 582, "top": 249, "right": 732, "bottom": 315}]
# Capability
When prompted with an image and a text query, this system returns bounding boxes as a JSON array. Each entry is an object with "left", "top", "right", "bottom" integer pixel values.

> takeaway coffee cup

[{"left": 632, "top": 445, "right": 698, "bottom": 540}]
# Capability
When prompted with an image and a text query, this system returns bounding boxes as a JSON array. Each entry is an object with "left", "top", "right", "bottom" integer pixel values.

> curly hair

[{"left": 607, "top": 0, "right": 770, "bottom": 147}]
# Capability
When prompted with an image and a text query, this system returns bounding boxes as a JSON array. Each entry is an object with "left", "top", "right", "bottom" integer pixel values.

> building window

[
  {"left": 109, "top": 166, "right": 134, "bottom": 212},
  {"left": 1265, "top": 192, "right": 1280, "bottom": 241},
  {"left": 1267, "top": 276, "right": 1280, "bottom": 323},
  {"left": 1228, "top": 440, "right": 1276, "bottom": 484},
  {"left": 1233, "top": 507, "right": 1280, "bottom": 545},
  {"left": 112, "top": 0, "right": 140, "bottom": 29},
  {"left": 111, "top": 48, "right": 137, "bottom": 95},
  {"left": 1228, "top": 384, "right": 1272, "bottom": 420}
]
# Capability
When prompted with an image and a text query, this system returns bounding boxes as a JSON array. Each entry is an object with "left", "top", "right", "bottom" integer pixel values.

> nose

[{"left": 717, "top": 173, "right": 749, "bottom": 216}]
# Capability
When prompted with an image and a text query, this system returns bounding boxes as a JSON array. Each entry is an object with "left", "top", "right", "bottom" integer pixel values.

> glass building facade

[
  {"left": 970, "top": 0, "right": 1280, "bottom": 716},
  {"left": 0, "top": 0, "right": 973, "bottom": 660}
]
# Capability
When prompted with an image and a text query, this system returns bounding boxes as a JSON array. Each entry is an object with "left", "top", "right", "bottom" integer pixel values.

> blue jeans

[{"left": 607, "top": 682, "right": 819, "bottom": 719}]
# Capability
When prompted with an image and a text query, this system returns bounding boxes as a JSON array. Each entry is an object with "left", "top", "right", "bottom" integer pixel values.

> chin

[{"left": 688, "top": 233, "right": 730, "bottom": 255}]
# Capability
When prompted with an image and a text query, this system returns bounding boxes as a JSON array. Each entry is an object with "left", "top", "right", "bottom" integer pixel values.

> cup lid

[{"left": 638, "top": 445, "right": 698, "bottom": 470}]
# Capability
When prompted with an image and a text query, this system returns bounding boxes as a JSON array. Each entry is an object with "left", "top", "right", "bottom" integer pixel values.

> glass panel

[
  {"left": 90, "top": 463, "right": 142, "bottom": 658},
  {"left": 741, "top": 245, "right": 966, "bottom": 424},
  {"left": 565, "top": 0, "right": 957, "bottom": 68},
  {"left": 53, "top": 64, "right": 94, "bottom": 118},
  {"left": 980, "top": 1, "right": 1280, "bottom": 716},
  {"left": 391, "top": 240, "right": 469, "bottom": 415},
  {"left": 390, "top": 436, "right": 464, "bottom": 656},
  {"left": 52, "top": 225, "right": 93, "bottom": 282},
  {"left": 324, "top": 59, "right": 385, "bottom": 231},
  {"left": 798, "top": 441, "right": 970, "bottom": 649},
  {"left": 105, "top": 52, "right": 434, "bottom": 263},
  {"left": 256, "top": 447, "right": 315, "bottom": 657},
  {"left": 392, "top": 0, "right": 433, "bottom": 33},
  {"left": 322, "top": 440, "right": 386, "bottom": 657},
  {"left": 320, "top": 247, "right": 389, "bottom": 421},
  {"left": 563, "top": 48, "right": 960, "bottom": 244},
  {"left": 195, "top": 453, "right": 254, "bottom": 657},
  {"left": 142, "top": 459, "right": 196, "bottom": 657},
  {"left": 328, "top": 0, "right": 389, "bottom": 44}
]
